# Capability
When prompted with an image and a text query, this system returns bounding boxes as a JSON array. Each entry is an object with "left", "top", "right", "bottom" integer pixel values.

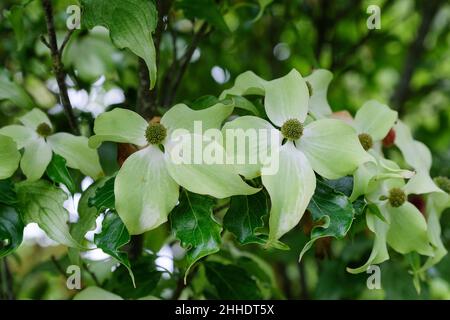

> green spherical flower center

[
  {"left": 145, "top": 123, "right": 167, "bottom": 145},
  {"left": 36, "top": 122, "right": 52, "bottom": 137},
  {"left": 281, "top": 119, "right": 303, "bottom": 140},
  {"left": 434, "top": 176, "right": 450, "bottom": 194},
  {"left": 306, "top": 81, "right": 313, "bottom": 97},
  {"left": 358, "top": 133, "right": 373, "bottom": 151},
  {"left": 388, "top": 187, "right": 406, "bottom": 208}
]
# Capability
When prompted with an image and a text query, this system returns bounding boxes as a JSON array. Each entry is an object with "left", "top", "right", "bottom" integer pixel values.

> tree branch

[
  {"left": 137, "top": 58, "right": 154, "bottom": 117},
  {"left": 390, "top": 0, "right": 441, "bottom": 115},
  {"left": 41, "top": 0, "right": 79, "bottom": 134},
  {"left": 138, "top": 0, "right": 172, "bottom": 118},
  {"left": 163, "top": 22, "right": 209, "bottom": 107}
]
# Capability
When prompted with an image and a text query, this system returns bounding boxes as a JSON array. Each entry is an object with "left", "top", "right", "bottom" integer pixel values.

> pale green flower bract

[
  {"left": 0, "top": 108, "right": 103, "bottom": 181},
  {"left": 222, "top": 69, "right": 371, "bottom": 242},
  {"left": 89, "top": 103, "right": 259, "bottom": 235}
]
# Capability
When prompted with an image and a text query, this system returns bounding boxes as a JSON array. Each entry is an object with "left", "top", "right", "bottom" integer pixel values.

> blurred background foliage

[{"left": 0, "top": 0, "right": 449, "bottom": 300}]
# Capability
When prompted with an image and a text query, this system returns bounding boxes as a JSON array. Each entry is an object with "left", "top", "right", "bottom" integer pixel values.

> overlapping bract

[
  {"left": 88, "top": 104, "right": 259, "bottom": 234},
  {"left": 0, "top": 108, "right": 103, "bottom": 181}
]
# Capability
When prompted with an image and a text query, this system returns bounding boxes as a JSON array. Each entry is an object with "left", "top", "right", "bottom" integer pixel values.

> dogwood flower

[
  {"left": 347, "top": 159, "right": 437, "bottom": 274},
  {"left": 419, "top": 177, "right": 450, "bottom": 271},
  {"left": 0, "top": 134, "right": 20, "bottom": 179},
  {"left": 0, "top": 108, "right": 103, "bottom": 181},
  {"left": 352, "top": 100, "right": 398, "bottom": 153},
  {"left": 392, "top": 120, "right": 449, "bottom": 271},
  {"left": 88, "top": 103, "right": 258, "bottom": 235},
  {"left": 68, "top": 85, "right": 125, "bottom": 117},
  {"left": 342, "top": 100, "right": 401, "bottom": 200},
  {"left": 221, "top": 69, "right": 371, "bottom": 242},
  {"left": 393, "top": 120, "right": 442, "bottom": 195}
]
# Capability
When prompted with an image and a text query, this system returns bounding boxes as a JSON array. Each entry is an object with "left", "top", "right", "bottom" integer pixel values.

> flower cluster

[{"left": 1, "top": 68, "right": 449, "bottom": 282}]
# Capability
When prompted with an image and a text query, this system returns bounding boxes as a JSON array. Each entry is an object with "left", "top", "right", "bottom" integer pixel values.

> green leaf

[
  {"left": 5, "top": 6, "right": 25, "bottom": 50},
  {"left": 0, "top": 77, "right": 34, "bottom": 109},
  {"left": 69, "top": 177, "right": 110, "bottom": 264},
  {"left": 0, "top": 179, "right": 17, "bottom": 207},
  {"left": 223, "top": 191, "right": 269, "bottom": 245},
  {"left": 352, "top": 196, "right": 367, "bottom": 216},
  {"left": 222, "top": 95, "right": 260, "bottom": 116},
  {"left": 324, "top": 176, "right": 353, "bottom": 197},
  {"left": 81, "top": 0, "right": 158, "bottom": 88},
  {"left": 299, "top": 179, "right": 355, "bottom": 261},
  {"left": 46, "top": 153, "right": 76, "bottom": 194},
  {"left": 63, "top": 33, "right": 118, "bottom": 83},
  {"left": 367, "top": 202, "right": 386, "bottom": 222},
  {"left": 189, "top": 95, "right": 219, "bottom": 110},
  {"left": 169, "top": 190, "right": 222, "bottom": 279},
  {"left": 105, "top": 255, "right": 161, "bottom": 299},
  {"left": 88, "top": 176, "right": 115, "bottom": 212},
  {"left": 15, "top": 180, "right": 82, "bottom": 248},
  {"left": 94, "top": 211, "right": 134, "bottom": 286},
  {"left": 0, "top": 134, "right": 21, "bottom": 180},
  {"left": 176, "top": 0, "right": 230, "bottom": 33},
  {"left": 204, "top": 261, "right": 263, "bottom": 299},
  {"left": 0, "top": 205, "right": 24, "bottom": 258}
]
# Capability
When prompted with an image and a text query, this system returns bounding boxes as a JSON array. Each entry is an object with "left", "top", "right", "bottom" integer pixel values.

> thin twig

[
  {"left": 51, "top": 255, "right": 67, "bottom": 277},
  {"left": 82, "top": 262, "right": 101, "bottom": 287},
  {"left": 137, "top": 0, "right": 173, "bottom": 118},
  {"left": 41, "top": 0, "right": 79, "bottom": 134},
  {"left": 40, "top": 35, "right": 51, "bottom": 49},
  {"left": 390, "top": 0, "right": 441, "bottom": 115},
  {"left": 137, "top": 58, "right": 153, "bottom": 116},
  {"left": 59, "top": 28, "right": 75, "bottom": 58},
  {"left": 163, "top": 22, "right": 209, "bottom": 107}
]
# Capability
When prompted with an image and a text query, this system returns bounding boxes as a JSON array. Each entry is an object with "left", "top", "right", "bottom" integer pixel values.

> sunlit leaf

[
  {"left": 81, "top": 0, "right": 158, "bottom": 88},
  {"left": 15, "top": 180, "right": 82, "bottom": 248}
]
